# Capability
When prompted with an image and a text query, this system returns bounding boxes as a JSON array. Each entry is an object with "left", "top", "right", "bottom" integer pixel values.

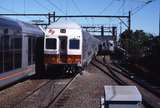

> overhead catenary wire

[
  {"left": 0, "top": 5, "right": 16, "bottom": 13},
  {"left": 24, "top": 0, "right": 26, "bottom": 14},
  {"left": 65, "top": 0, "right": 68, "bottom": 16},
  {"left": 46, "top": 0, "right": 65, "bottom": 14},
  {"left": 71, "top": 0, "right": 89, "bottom": 24},
  {"left": 115, "top": 0, "right": 125, "bottom": 15},
  {"left": 99, "top": 0, "right": 115, "bottom": 15},
  {"left": 131, "top": 4, "right": 145, "bottom": 15},
  {"left": 33, "top": 0, "right": 52, "bottom": 23},
  {"left": 131, "top": 0, "right": 153, "bottom": 15},
  {"left": 99, "top": 0, "right": 116, "bottom": 30},
  {"left": 71, "top": 0, "right": 82, "bottom": 14},
  {"left": 122, "top": 0, "right": 154, "bottom": 15},
  {"left": 33, "top": 0, "right": 50, "bottom": 12}
]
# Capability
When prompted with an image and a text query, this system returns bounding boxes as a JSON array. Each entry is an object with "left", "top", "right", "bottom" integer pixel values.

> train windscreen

[
  {"left": 46, "top": 38, "right": 57, "bottom": 49},
  {"left": 69, "top": 39, "right": 80, "bottom": 49}
]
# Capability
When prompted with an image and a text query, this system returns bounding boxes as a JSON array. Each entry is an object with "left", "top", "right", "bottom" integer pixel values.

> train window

[
  {"left": 0, "top": 35, "right": 2, "bottom": 73},
  {"left": 1, "top": 35, "right": 11, "bottom": 72},
  {"left": 2, "top": 35, "right": 9, "bottom": 50},
  {"left": 60, "top": 29, "right": 66, "bottom": 33},
  {"left": 11, "top": 38, "right": 22, "bottom": 49},
  {"left": 110, "top": 43, "right": 113, "bottom": 46},
  {"left": 0, "top": 35, "right": 2, "bottom": 50},
  {"left": 14, "top": 53, "right": 21, "bottom": 68},
  {"left": 69, "top": 39, "right": 80, "bottom": 49},
  {"left": 0, "top": 34, "right": 22, "bottom": 72},
  {"left": 11, "top": 37, "right": 22, "bottom": 69},
  {"left": 28, "top": 37, "right": 36, "bottom": 65},
  {"left": 46, "top": 38, "right": 57, "bottom": 49},
  {"left": 15, "top": 38, "right": 22, "bottom": 49}
]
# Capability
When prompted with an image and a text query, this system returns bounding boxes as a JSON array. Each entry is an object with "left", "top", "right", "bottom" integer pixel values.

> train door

[
  {"left": 35, "top": 37, "right": 44, "bottom": 74},
  {"left": 59, "top": 36, "right": 67, "bottom": 63}
]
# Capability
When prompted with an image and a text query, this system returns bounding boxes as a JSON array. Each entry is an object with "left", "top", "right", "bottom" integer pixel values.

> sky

[{"left": 0, "top": 0, "right": 159, "bottom": 36}]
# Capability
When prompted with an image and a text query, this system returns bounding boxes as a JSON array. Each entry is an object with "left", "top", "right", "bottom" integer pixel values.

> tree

[{"left": 119, "top": 29, "right": 152, "bottom": 60}]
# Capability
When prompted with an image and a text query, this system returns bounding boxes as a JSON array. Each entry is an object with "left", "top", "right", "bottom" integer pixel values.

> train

[
  {"left": 108, "top": 40, "right": 115, "bottom": 53},
  {"left": 98, "top": 40, "right": 115, "bottom": 55},
  {"left": 0, "top": 17, "right": 44, "bottom": 88},
  {"left": 44, "top": 21, "right": 100, "bottom": 73},
  {"left": 0, "top": 19, "right": 100, "bottom": 87}
]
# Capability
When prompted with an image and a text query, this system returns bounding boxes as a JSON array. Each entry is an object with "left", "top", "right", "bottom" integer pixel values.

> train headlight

[
  {"left": 75, "top": 58, "right": 80, "bottom": 62},
  {"left": 51, "top": 56, "right": 57, "bottom": 63},
  {"left": 68, "top": 57, "right": 72, "bottom": 64},
  {"left": 77, "top": 62, "right": 81, "bottom": 67}
]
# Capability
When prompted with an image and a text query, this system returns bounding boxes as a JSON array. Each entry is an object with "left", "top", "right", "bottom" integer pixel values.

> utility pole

[
  {"left": 112, "top": 27, "right": 117, "bottom": 41},
  {"left": 101, "top": 26, "right": 104, "bottom": 36},
  {"left": 128, "top": 11, "right": 131, "bottom": 32},
  {"left": 48, "top": 12, "right": 51, "bottom": 25},
  {"left": 159, "top": 8, "right": 160, "bottom": 37},
  {"left": 53, "top": 11, "right": 56, "bottom": 22},
  {"left": 120, "top": 21, "right": 122, "bottom": 34}
]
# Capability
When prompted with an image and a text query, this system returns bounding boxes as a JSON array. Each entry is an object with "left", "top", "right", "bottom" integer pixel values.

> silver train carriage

[
  {"left": 0, "top": 17, "right": 44, "bottom": 88},
  {"left": 108, "top": 40, "right": 115, "bottom": 53},
  {"left": 44, "top": 21, "right": 100, "bottom": 72}
]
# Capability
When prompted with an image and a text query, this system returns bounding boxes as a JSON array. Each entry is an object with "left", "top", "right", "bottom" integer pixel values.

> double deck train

[
  {"left": 0, "top": 17, "right": 44, "bottom": 88},
  {"left": 44, "top": 21, "right": 100, "bottom": 73}
]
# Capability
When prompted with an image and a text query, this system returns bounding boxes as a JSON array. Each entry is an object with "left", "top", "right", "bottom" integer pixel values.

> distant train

[
  {"left": 0, "top": 17, "right": 44, "bottom": 88},
  {"left": 98, "top": 40, "right": 115, "bottom": 55},
  {"left": 108, "top": 40, "right": 115, "bottom": 53},
  {"left": 44, "top": 21, "right": 100, "bottom": 73}
]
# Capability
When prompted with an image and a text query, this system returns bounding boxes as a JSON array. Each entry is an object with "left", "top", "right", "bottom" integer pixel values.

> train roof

[
  {"left": 0, "top": 17, "right": 21, "bottom": 30},
  {"left": 48, "top": 21, "right": 81, "bottom": 29},
  {"left": 0, "top": 17, "right": 43, "bottom": 35},
  {"left": 18, "top": 21, "right": 43, "bottom": 35}
]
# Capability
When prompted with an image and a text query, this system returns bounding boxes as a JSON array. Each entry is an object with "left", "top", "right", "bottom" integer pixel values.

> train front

[{"left": 44, "top": 21, "right": 83, "bottom": 71}]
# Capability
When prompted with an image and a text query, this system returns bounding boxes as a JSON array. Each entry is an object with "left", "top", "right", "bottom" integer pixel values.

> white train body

[
  {"left": 44, "top": 21, "right": 99, "bottom": 69},
  {"left": 108, "top": 40, "right": 115, "bottom": 52}
]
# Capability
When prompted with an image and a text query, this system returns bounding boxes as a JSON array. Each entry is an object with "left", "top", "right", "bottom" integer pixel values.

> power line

[
  {"left": 33, "top": 0, "right": 51, "bottom": 22},
  {"left": 99, "top": 0, "right": 115, "bottom": 14},
  {"left": 116, "top": 0, "right": 125, "bottom": 15},
  {"left": 24, "top": 0, "right": 26, "bottom": 14},
  {"left": 159, "top": 8, "right": 160, "bottom": 37},
  {"left": 71, "top": 0, "right": 82, "bottom": 14},
  {"left": 46, "top": 0, "right": 65, "bottom": 14},
  {"left": 65, "top": 0, "right": 68, "bottom": 16},
  {"left": 33, "top": 0, "right": 50, "bottom": 12},
  {"left": 131, "top": 4, "right": 145, "bottom": 15},
  {"left": 71, "top": 0, "right": 90, "bottom": 24},
  {"left": 120, "top": 0, "right": 155, "bottom": 15},
  {"left": 0, "top": 5, "right": 16, "bottom": 13},
  {"left": 131, "top": 0, "right": 153, "bottom": 15}
]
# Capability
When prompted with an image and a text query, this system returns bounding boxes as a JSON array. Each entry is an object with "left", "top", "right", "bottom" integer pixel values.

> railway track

[
  {"left": 13, "top": 73, "right": 79, "bottom": 108},
  {"left": 92, "top": 56, "right": 160, "bottom": 108},
  {"left": 45, "top": 73, "right": 79, "bottom": 108},
  {"left": 0, "top": 71, "right": 79, "bottom": 108},
  {"left": 0, "top": 78, "right": 52, "bottom": 108},
  {"left": 13, "top": 79, "right": 51, "bottom": 107},
  {"left": 111, "top": 62, "right": 160, "bottom": 98}
]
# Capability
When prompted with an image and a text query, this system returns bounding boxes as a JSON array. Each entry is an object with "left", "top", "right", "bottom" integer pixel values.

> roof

[
  {"left": 0, "top": 17, "right": 43, "bottom": 36},
  {"left": 48, "top": 21, "right": 81, "bottom": 29},
  {"left": 0, "top": 17, "right": 21, "bottom": 30},
  {"left": 18, "top": 21, "right": 43, "bottom": 35}
]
